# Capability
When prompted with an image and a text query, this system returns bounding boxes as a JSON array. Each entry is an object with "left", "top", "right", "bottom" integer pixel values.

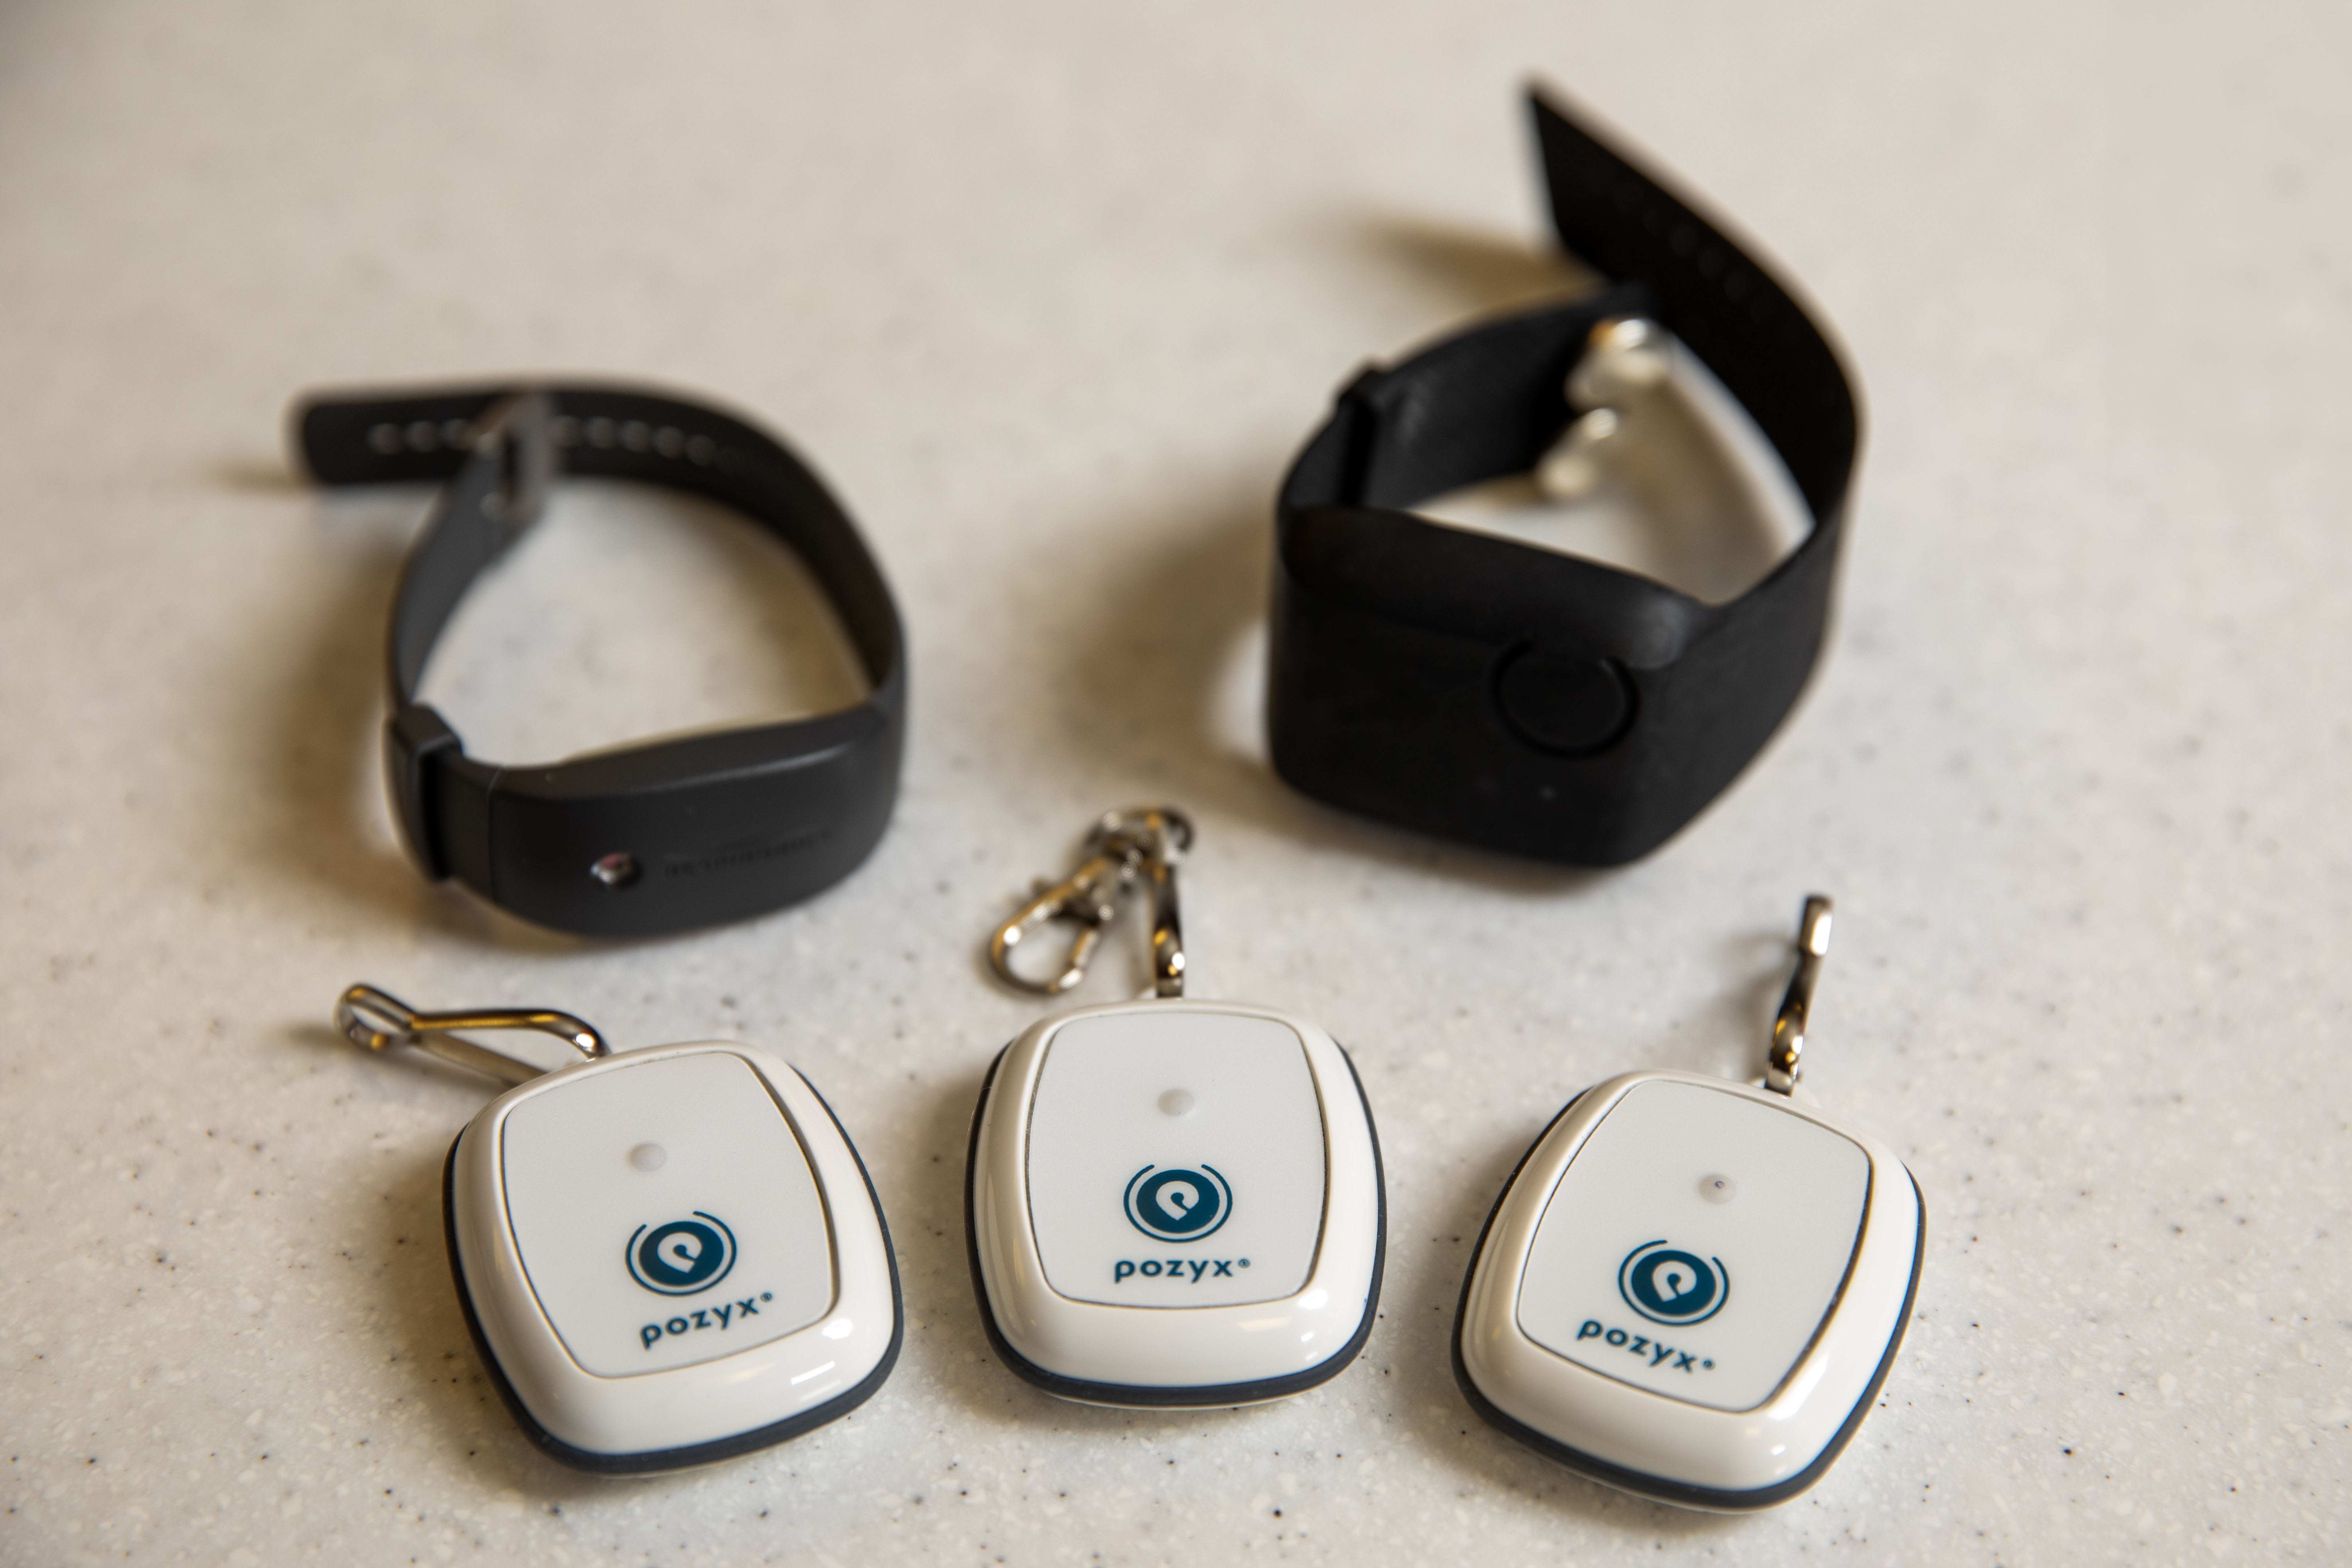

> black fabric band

[
  {"left": 295, "top": 382, "right": 906, "bottom": 937},
  {"left": 1269, "top": 90, "right": 1861, "bottom": 866}
]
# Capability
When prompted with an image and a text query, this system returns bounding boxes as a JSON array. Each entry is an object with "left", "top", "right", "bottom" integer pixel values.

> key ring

[{"left": 986, "top": 805, "right": 1192, "bottom": 997}]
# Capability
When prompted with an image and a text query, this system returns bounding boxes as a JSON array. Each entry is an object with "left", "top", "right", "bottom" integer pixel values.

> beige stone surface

[{"left": 2, "top": 1, "right": 2347, "bottom": 1562}]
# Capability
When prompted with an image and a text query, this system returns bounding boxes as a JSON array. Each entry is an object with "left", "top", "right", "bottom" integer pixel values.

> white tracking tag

[
  {"left": 447, "top": 1042, "right": 900, "bottom": 1473},
  {"left": 968, "top": 998, "right": 1383, "bottom": 1407},
  {"left": 335, "top": 988, "right": 901, "bottom": 1476},
  {"left": 1456, "top": 1071, "right": 1920, "bottom": 1509},
  {"left": 972, "top": 808, "right": 1384, "bottom": 1408},
  {"left": 1452, "top": 898, "right": 1922, "bottom": 1510}
]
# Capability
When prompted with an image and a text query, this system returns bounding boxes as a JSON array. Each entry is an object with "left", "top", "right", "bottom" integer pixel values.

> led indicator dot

[
  {"left": 1157, "top": 1089, "right": 1196, "bottom": 1118},
  {"left": 1698, "top": 1173, "right": 1736, "bottom": 1204},
  {"left": 628, "top": 1143, "right": 668, "bottom": 1173}
]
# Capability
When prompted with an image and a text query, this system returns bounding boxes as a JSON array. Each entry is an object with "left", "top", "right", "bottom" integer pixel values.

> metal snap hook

[
  {"left": 1764, "top": 895, "right": 1833, "bottom": 1095},
  {"left": 335, "top": 983, "right": 609, "bottom": 1087},
  {"left": 987, "top": 806, "right": 1192, "bottom": 998}
]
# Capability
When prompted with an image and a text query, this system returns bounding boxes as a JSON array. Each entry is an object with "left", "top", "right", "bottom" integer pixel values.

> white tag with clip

[
  {"left": 967, "top": 809, "right": 1385, "bottom": 1407},
  {"left": 1453, "top": 898, "right": 1924, "bottom": 1510},
  {"left": 336, "top": 988, "right": 901, "bottom": 1475}
]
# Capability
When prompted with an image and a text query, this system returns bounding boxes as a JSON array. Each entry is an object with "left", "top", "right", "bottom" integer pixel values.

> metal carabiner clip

[
  {"left": 335, "top": 983, "right": 609, "bottom": 1086},
  {"left": 1764, "top": 894, "right": 1834, "bottom": 1095},
  {"left": 987, "top": 806, "right": 1193, "bottom": 997}
]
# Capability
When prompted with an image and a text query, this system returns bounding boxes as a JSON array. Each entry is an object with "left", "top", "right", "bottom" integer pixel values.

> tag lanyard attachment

[
  {"left": 335, "top": 983, "right": 609, "bottom": 1087},
  {"left": 987, "top": 806, "right": 1192, "bottom": 998},
  {"left": 1763, "top": 894, "right": 1833, "bottom": 1095}
]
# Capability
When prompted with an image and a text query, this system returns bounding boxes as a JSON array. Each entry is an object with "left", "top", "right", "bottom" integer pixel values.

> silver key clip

[
  {"left": 987, "top": 806, "right": 1192, "bottom": 998},
  {"left": 1764, "top": 895, "right": 1834, "bottom": 1095},
  {"left": 335, "top": 983, "right": 609, "bottom": 1086}
]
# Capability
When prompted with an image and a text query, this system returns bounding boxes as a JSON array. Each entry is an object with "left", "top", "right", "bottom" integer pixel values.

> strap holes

[
  {"left": 653, "top": 425, "right": 684, "bottom": 458},
  {"left": 440, "top": 418, "right": 471, "bottom": 449},
  {"left": 367, "top": 423, "right": 402, "bottom": 455},
  {"left": 686, "top": 434, "right": 717, "bottom": 466},
  {"left": 552, "top": 416, "right": 581, "bottom": 448},
  {"left": 586, "top": 417, "right": 618, "bottom": 448},
  {"left": 620, "top": 420, "right": 652, "bottom": 452},
  {"left": 404, "top": 421, "right": 439, "bottom": 452}
]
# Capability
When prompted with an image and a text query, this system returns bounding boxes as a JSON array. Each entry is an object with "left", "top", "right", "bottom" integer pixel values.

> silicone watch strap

[
  {"left": 1269, "top": 90, "right": 1861, "bottom": 865},
  {"left": 295, "top": 383, "right": 906, "bottom": 937}
]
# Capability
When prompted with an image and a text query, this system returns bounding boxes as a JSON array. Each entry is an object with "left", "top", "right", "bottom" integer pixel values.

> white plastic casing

[
  {"left": 967, "top": 999, "right": 1384, "bottom": 1407},
  {"left": 447, "top": 1043, "right": 900, "bottom": 1473},
  {"left": 1456, "top": 1071, "right": 1922, "bottom": 1510}
]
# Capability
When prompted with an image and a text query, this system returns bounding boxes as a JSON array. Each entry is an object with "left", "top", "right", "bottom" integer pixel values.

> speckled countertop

[{"left": 2, "top": 3, "right": 2346, "bottom": 1563}]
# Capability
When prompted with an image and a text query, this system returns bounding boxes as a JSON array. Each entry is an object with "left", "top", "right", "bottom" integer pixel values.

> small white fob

[
  {"left": 967, "top": 998, "right": 1385, "bottom": 1406},
  {"left": 447, "top": 1043, "right": 901, "bottom": 1473},
  {"left": 1456, "top": 1069, "right": 1921, "bottom": 1510}
]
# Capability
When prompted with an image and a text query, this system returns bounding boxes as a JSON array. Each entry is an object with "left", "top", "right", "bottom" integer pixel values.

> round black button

[{"left": 1495, "top": 649, "right": 1633, "bottom": 755}]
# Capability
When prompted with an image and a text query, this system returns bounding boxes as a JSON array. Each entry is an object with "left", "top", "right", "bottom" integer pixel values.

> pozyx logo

[
  {"left": 626, "top": 1212, "right": 738, "bottom": 1297},
  {"left": 1574, "top": 1319, "right": 1716, "bottom": 1376},
  {"left": 1123, "top": 1163, "right": 1232, "bottom": 1243},
  {"left": 1113, "top": 1255, "right": 1251, "bottom": 1285},
  {"left": 641, "top": 1293, "right": 774, "bottom": 1351},
  {"left": 1617, "top": 1239, "right": 1729, "bottom": 1326}
]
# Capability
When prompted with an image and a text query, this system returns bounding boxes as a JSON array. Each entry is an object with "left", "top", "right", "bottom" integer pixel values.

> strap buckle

[{"left": 470, "top": 390, "right": 555, "bottom": 541}]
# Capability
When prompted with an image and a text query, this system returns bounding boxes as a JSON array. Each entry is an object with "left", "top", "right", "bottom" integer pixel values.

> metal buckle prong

[{"left": 1535, "top": 315, "right": 1673, "bottom": 500}]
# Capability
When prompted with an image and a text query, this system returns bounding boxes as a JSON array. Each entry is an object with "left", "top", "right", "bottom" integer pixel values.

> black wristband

[
  {"left": 1268, "top": 89, "right": 1861, "bottom": 866},
  {"left": 295, "top": 383, "right": 907, "bottom": 937}
]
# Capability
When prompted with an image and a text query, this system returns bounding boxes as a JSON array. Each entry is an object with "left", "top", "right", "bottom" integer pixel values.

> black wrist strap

[
  {"left": 296, "top": 383, "right": 906, "bottom": 937},
  {"left": 1269, "top": 89, "right": 1861, "bottom": 865}
]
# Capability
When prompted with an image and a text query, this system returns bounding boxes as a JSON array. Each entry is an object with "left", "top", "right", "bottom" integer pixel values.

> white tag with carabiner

[
  {"left": 335, "top": 987, "right": 900, "bottom": 1475},
  {"left": 1452, "top": 899, "right": 1924, "bottom": 1511},
  {"left": 967, "top": 808, "right": 1384, "bottom": 1408}
]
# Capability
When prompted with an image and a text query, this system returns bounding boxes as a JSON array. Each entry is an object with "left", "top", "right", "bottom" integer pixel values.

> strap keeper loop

[{"left": 385, "top": 702, "right": 461, "bottom": 882}]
